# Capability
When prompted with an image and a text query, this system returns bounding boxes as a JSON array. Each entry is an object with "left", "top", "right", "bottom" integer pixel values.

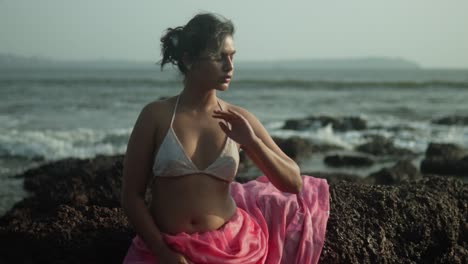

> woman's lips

[{"left": 222, "top": 76, "right": 232, "bottom": 83}]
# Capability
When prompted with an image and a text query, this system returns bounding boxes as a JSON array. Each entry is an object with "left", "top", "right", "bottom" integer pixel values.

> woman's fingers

[
  {"left": 227, "top": 109, "right": 241, "bottom": 117},
  {"left": 212, "top": 113, "right": 237, "bottom": 121},
  {"left": 218, "top": 122, "right": 231, "bottom": 134},
  {"left": 213, "top": 109, "right": 244, "bottom": 121},
  {"left": 213, "top": 110, "right": 236, "bottom": 117}
]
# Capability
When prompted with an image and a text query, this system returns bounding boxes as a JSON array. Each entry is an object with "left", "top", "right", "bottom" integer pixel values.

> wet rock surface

[
  {"left": 282, "top": 116, "right": 367, "bottom": 131},
  {"left": 324, "top": 154, "right": 375, "bottom": 167},
  {"left": 424, "top": 143, "right": 467, "bottom": 160},
  {"left": 1, "top": 154, "right": 467, "bottom": 263},
  {"left": 237, "top": 136, "right": 344, "bottom": 180},
  {"left": 272, "top": 136, "right": 342, "bottom": 160},
  {"left": 366, "top": 160, "right": 422, "bottom": 185},
  {"left": 421, "top": 143, "right": 468, "bottom": 176},
  {"left": 432, "top": 115, "right": 468, "bottom": 126},
  {"left": 304, "top": 171, "right": 363, "bottom": 184},
  {"left": 356, "top": 135, "right": 416, "bottom": 157}
]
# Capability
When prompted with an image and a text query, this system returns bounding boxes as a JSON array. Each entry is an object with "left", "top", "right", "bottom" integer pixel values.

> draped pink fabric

[{"left": 123, "top": 175, "right": 330, "bottom": 264}]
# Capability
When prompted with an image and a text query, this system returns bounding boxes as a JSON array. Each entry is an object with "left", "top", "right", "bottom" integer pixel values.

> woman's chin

[{"left": 217, "top": 83, "right": 230, "bottom": 91}]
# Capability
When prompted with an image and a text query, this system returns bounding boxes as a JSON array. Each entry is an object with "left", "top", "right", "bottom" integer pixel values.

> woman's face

[{"left": 189, "top": 35, "right": 236, "bottom": 91}]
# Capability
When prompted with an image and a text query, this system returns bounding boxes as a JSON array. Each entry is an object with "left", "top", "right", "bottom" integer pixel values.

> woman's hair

[{"left": 159, "top": 13, "right": 235, "bottom": 74}]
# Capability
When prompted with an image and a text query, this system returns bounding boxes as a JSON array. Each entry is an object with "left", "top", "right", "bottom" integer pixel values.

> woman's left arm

[{"left": 213, "top": 107, "right": 302, "bottom": 193}]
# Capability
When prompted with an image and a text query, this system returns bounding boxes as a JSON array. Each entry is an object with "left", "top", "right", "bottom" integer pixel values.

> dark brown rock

[
  {"left": 320, "top": 175, "right": 467, "bottom": 264},
  {"left": 432, "top": 115, "right": 468, "bottom": 126},
  {"left": 421, "top": 143, "right": 468, "bottom": 177},
  {"left": 1, "top": 156, "right": 466, "bottom": 263},
  {"left": 425, "top": 143, "right": 466, "bottom": 160},
  {"left": 273, "top": 136, "right": 314, "bottom": 160},
  {"left": 366, "top": 160, "right": 422, "bottom": 185},
  {"left": 356, "top": 135, "right": 415, "bottom": 157},
  {"left": 305, "top": 171, "right": 363, "bottom": 184},
  {"left": 324, "top": 154, "right": 374, "bottom": 167},
  {"left": 16, "top": 154, "right": 124, "bottom": 210},
  {"left": 273, "top": 136, "right": 342, "bottom": 161},
  {"left": 421, "top": 156, "right": 468, "bottom": 177},
  {"left": 283, "top": 116, "right": 367, "bottom": 131},
  {"left": 0, "top": 205, "right": 133, "bottom": 264}
]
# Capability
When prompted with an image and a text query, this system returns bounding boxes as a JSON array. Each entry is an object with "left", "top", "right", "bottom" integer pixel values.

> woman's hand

[
  {"left": 212, "top": 109, "right": 258, "bottom": 147},
  {"left": 157, "top": 246, "right": 191, "bottom": 264}
]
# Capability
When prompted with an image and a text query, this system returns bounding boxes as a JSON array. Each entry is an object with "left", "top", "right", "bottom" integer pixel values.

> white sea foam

[
  {"left": 0, "top": 127, "right": 131, "bottom": 161},
  {"left": 270, "top": 123, "right": 354, "bottom": 149},
  {"left": 268, "top": 116, "right": 468, "bottom": 155}
]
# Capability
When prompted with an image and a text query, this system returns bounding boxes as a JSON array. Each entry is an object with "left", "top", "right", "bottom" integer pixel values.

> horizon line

[{"left": 2, "top": 52, "right": 468, "bottom": 70}]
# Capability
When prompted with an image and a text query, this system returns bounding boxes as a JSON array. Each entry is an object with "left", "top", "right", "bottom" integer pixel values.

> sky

[{"left": 1, "top": 0, "right": 467, "bottom": 69}]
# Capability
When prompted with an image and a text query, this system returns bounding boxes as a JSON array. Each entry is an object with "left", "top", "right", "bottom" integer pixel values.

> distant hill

[
  {"left": 0, "top": 53, "right": 420, "bottom": 70},
  {"left": 236, "top": 57, "right": 421, "bottom": 69}
]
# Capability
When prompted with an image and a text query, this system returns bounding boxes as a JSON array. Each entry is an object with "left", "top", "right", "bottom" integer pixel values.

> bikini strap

[
  {"left": 217, "top": 99, "right": 224, "bottom": 111},
  {"left": 216, "top": 99, "right": 232, "bottom": 130},
  {"left": 170, "top": 95, "right": 180, "bottom": 127}
]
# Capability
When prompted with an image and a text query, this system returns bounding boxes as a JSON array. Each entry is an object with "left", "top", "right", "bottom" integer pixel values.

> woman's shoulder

[
  {"left": 221, "top": 101, "right": 258, "bottom": 121},
  {"left": 141, "top": 96, "right": 178, "bottom": 117},
  {"left": 134, "top": 96, "right": 178, "bottom": 133}
]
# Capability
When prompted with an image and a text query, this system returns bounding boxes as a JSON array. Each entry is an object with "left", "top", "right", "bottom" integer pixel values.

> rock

[
  {"left": 366, "top": 160, "right": 422, "bottom": 185},
  {"left": 272, "top": 136, "right": 342, "bottom": 161},
  {"left": 272, "top": 136, "right": 314, "bottom": 160},
  {"left": 1, "top": 156, "right": 466, "bottom": 263},
  {"left": 369, "top": 124, "right": 417, "bottom": 133},
  {"left": 238, "top": 136, "right": 342, "bottom": 177},
  {"left": 305, "top": 171, "right": 363, "bottom": 184},
  {"left": 283, "top": 116, "right": 367, "bottom": 131},
  {"left": 432, "top": 115, "right": 468, "bottom": 126},
  {"left": 320, "top": 175, "right": 467, "bottom": 263},
  {"left": 15, "top": 154, "right": 124, "bottom": 211},
  {"left": 283, "top": 119, "right": 314, "bottom": 131},
  {"left": 424, "top": 143, "right": 466, "bottom": 160},
  {"left": 324, "top": 154, "right": 374, "bottom": 167},
  {"left": 356, "top": 135, "right": 415, "bottom": 156},
  {"left": 420, "top": 143, "right": 468, "bottom": 177},
  {"left": 238, "top": 136, "right": 342, "bottom": 180},
  {"left": 421, "top": 156, "right": 468, "bottom": 177},
  {"left": 0, "top": 205, "right": 133, "bottom": 264}
]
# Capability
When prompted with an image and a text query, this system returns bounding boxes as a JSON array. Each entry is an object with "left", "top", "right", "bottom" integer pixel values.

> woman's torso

[
  {"left": 150, "top": 175, "right": 237, "bottom": 235},
  {"left": 148, "top": 96, "right": 238, "bottom": 235}
]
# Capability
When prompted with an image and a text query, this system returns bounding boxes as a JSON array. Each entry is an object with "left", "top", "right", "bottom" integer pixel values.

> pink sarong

[{"left": 123, "top": 175, "right": 330, "bottom": 264}]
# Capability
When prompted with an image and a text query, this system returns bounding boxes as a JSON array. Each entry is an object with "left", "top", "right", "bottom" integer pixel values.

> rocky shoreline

[{"left": 0, "top": 139, "right": 467, "bottom": 263}]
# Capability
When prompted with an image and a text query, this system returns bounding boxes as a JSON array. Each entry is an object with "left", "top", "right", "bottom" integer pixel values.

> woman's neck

[{"left": 178, "top": 86, "right": 219, "bottom": 113}]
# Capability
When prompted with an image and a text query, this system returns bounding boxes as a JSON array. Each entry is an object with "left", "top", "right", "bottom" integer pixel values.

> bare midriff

[{"left": 149, "top": 173, "right": 237, "bottom": 235}]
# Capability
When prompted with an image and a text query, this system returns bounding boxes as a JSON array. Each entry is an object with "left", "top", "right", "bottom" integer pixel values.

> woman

[{"left": 122, "top": 13, "right": 329, "bottom": 264}]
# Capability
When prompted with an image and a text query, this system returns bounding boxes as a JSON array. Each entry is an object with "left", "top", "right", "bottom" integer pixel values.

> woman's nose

[{"left": 223, "top": 57, "right": 234, "bottom": 71}]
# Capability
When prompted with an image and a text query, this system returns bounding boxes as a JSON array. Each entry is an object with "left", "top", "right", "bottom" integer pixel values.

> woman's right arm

[
  {"left": 122, "top": 102, "right": 190, "bottom": 264},
  {"left": 121, "top": 102, "right": 169, "bottom": 254}
]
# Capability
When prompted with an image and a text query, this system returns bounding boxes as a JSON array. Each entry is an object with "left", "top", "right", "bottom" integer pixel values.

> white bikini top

[{"left": 152, "top": 95, "right": 240, "bottom": 182}]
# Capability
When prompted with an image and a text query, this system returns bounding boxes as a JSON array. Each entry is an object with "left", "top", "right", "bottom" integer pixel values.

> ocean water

[{"left": 1, "top": 66, "right": 468, "bottom": 214}]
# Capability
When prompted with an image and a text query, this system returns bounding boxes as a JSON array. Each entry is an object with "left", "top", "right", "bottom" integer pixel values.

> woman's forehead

[
  {"left": 221, "top": 36, "right": 235, "bottom": 54},
  {"left": 202, "top": 36, "right": 236, "bottom": 55}
]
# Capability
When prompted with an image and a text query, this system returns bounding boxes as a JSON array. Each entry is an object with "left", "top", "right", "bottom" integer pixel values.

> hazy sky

[{"left": 1, "top": 0, "right": 467, "bottom": 68}]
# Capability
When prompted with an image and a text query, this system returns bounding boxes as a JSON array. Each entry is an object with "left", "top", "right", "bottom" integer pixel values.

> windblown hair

[{"left": 159, "top": 13, "right": 235, "bottom": 74}]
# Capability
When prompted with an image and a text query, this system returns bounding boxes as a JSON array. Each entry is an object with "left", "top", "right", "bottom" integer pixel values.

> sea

[{"left": 1, "top": 65, "right": 468, "bottom": 215}]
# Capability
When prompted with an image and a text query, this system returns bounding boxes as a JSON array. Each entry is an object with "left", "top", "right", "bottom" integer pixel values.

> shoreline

[{"left": 1, "top": 132, "right": 467, "bottom": 216}]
